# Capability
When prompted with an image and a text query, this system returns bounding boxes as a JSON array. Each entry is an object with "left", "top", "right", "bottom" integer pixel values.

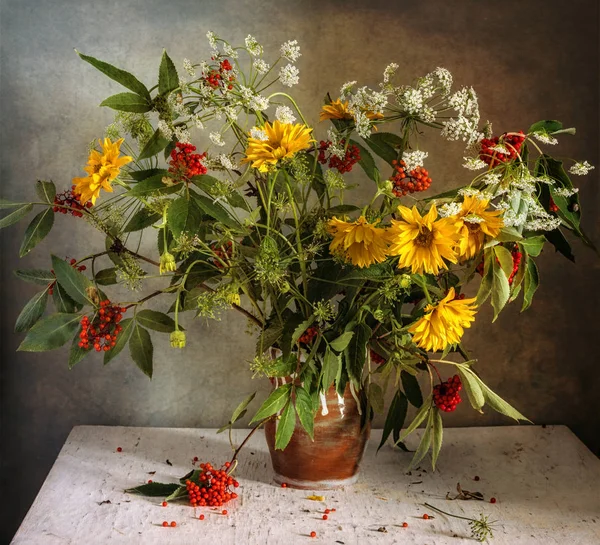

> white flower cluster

[
  {"left": 462, "top": 157, "right": 487, "bottom": 170},
  {"left": 382, "top": 63, "right": 399, "bottom": 89},
  {"left": 532, "top": 131, "right": 558, "bottom": 145},
  {"left": 327, "top": 128, "right": 346, "bottom": 159},
  {"left": 553, "top": 187, "right": 579, "bottom": 198},
  {"left": 209, "top": 132, "right": 225, "bottom": 147},
  {"left": 249, "top": 94, "right": 270, "bottom": 112},
  {"left": 438, "top": 202, "right": 463, "bottom": 217},
  {"left": 183, "top": 58, "right": 196, "bottom": 77},
  {"left": 245, "top": 35, "right": 263, "bottom": 56},
  {"left": 569, "top": 161, "right": 595, "bottom": 175},
  {"left": 222, "top": 43, "right": 238, "bottom": 59},
  {"left": 339, "top": 81, "right": 357, "bottom": 98},
  {"left": 402, "top": 150, "right": 428, "bottom": 172},
  {"left": 206, "top": 31, "right": 218, "bottom": 51},
  {"left": 253, "top": 59, "right": 270, "bottom": 74},
  {"left": 275, "top": 105, "right": 296, "bottom": 124},
  {"left": 174, "top": 126, "right": 191, "bottom": 144},
  {"left": 157, "top": 119, "right": 173, "bottom": 139},
  {"left": 279, "top": 64, "right": 299, "bottom": 87},
  {"left": 218, "top": 154, "right": 237, "bottom": 170},
  {"left": 458, "top": 187, "right": 483, "bottom": 198},
  {"left": 280, "top": 40, "right": 301, "bottom": 62},
  {"left": 441, "top": 87, "right": 482, "bottom": 146},
  {"left": 340, "top": 85, "right": 387, "bottom": 137},
  {"left": 250, "top": 127, "right": 269, "bottom": 141}
]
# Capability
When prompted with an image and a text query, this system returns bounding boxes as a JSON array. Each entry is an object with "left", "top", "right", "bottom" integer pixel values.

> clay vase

[{"left": 264, "top": 382, "right": 370, "bottom": 489}]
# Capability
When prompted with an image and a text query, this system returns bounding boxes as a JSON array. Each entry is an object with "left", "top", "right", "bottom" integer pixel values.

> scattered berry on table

[
  {"left": 310, "top": 531, "right": 317, "bottom": 538},
  {"left": 116, "top": 447, "right": 122, "bottom": 452},
  {"left": 322, "top": 514, "right": 328, "bottom": 520},
  {"left": 490, "top": 497, "right": 497, "bottom": 504},
  {"left": 402, "top": 522, "right": 408, "bottom": 528},
  {"left": 423, "top": 513, "right": 430, "bottom": 520},
  {"left": 162, "top": 501, "right": 167, "bottom": 507},
  {"left": 170, "top": 521, "right": 177, "bottom": 527},
  {"left": 199, "top": 514, "right": 205, "bottom": 520},
  {"left": 281, "top": 483, "right": 288, "bottom": 488},
  {"left": 162, "top": 521, "right": 168, "bottom": 527}
]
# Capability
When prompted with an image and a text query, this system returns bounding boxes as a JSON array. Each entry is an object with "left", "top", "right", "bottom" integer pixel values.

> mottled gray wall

[{"left": 1, "top": 0, "right": 598, "bottom": 541}]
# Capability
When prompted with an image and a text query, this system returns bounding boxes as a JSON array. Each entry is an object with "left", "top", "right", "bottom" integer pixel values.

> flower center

[
  {"left": 415, "top": 227, "right": 433, "bottom": 247},
  {"left": 273, "top": 146, "right": 287, "bottom": 159},
  {"left": 466, "top": 222, "right": 481, "bottom": 234}
]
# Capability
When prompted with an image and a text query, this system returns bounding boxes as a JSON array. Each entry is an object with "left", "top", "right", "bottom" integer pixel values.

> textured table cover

[{"left": 10, "top": 425, "right": 600, "bottom": 544}]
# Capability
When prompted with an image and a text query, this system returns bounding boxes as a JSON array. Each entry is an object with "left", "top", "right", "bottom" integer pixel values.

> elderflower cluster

[
  {"left": 250, "top": 127, "right": 268, "bottom": 141},
  {"left": 279, "top": 64, "right": 299, "bottom": 87},
  {"left": 209, "top": 132, "right": 225, "bottom": 147},
  {"left": 402, "top": 150, "right": 428, "bottom": 172},
  {"left": 569, "top": 161, "right": 595, "bottom": 175},
  {"left": 245, "top": 35, "right": 263, "bottom": 56},
  {"left": 275, "top": 105, "right": 296, "bottom": 124},
  {"left": 462, "top": 156, "right": 487, "bottom": 171},
  {"left": 253, "top": 59, "right": 270, "bottom": 74},
  {"left": 280, "top": 40, "right": 301, "bottom": 62},
  {"left": 438, "top": 202, "right": 463, "bottom": 217},
  {"left": 441, "top": 87, "right": 482, "bottom": 146},
  {"left": 532, "top": 131, "right": 558, "bottom": 145}
]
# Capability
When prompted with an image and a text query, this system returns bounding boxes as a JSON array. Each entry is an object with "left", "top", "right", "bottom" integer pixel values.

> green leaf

[
  {"left": 493, "top": 246, "right": 513, "bottom": 278},
  {"left": 0, "top": 199, "right": 26, "bottom": 209},
  {"left": 17, "top": 313, "right": 80, "bottom": 351},
  {"left": 401, "top": 370, "right": 423, "bottom": 408},
  {"left": 35, "top": 180, "right": 56, "bottom": 203},
  {"left": 95, "top": 267, "right": 118, "bottom": 286},
  {"left": 291, "top": 316, "right": 315, "bottom": 345},
  {"left": 128, "top": 168, "right": 168, "bottom": 181},
  {"left": 168, "top": 197, "right": 203, "bottom": 239},
  {"left": 479, "top": 380, "right": 530, "bottom": 422},
  {"left": 545, "top": 227, "right": 575, "bottom": 262},
  {"left": 191, "top": 193, "right": 240, "bottom": 230},
  {"left": 125, "top": 482, "right": 180, "bottom": 497},
  {"left": 521, "top": 257, "right": 539, "bottom": 312},
  {"left": 491, "top": 259, "right": 510, "bottom": 321},
  {"left": 431, "top": 409, "right": 443, "bottom": 470},
  {"left": 100, "top": 92, "right": 151, "bottom": 113},
  {"left": 250, "top": 383, "right": 292, "bottom": 423},
  {"left": 399, "top": 395, "right": 432, "bottom": 442},
  {"left": 129, "top": 324, "right": 153, "bottom": 378},
  {"left": 69, "top": 333, "right": 90, "bottom": 368},
  {"left": 275, "top": 401, "right": 296, "bottom": 450},
  {"left": 19, "top": 208, "right": 54, "bottom": 257},
  {"left": 77, "top": 51, "right": 150, "bottom": 100},
  {"left": 231, "top": 392, "right": 256, "bottom": 424},
  {"left": 295, "top": 386, "right": 315, "bottom": 440},
  {"left": 15, "top": 268, "right": 54, "bottom": 286},
  {"left": 363, "top": 132, "right": 401, "bottom": 165},
  {"left": 0, "top": 203, "right": 33, "bottom": 228},
  {"left": 368, "top": 382, "right": 384, "bottom": 414},
  {"left": 51, "top": 255, "right": 91, "bottom": 305},
  {"left": 158, "top": 50, "right": 179, "bottom": 95},
  {"left": 256, "top": 325, "right": 282, "bottom": 356},
  {"left": 520, "top": 236, "right": 545, "bottom": 257},
  {"left": 52, "top": 282, "right": 79, "bottom": 313},
  {"left": 138, "top": 129, "right": 171, "bottom": 161},
  {"left": 190, "top": 175, "right": 250, "bottom": 212},
  {"left": 457, "top": 367, "right": 485, "bottom": 411},
  {"left": 126, "top": 174, "right": 179, "bottom": 197},
  {"left": 15, "top": 289, "right": 49, "bottom": 332},
  {"left": 321, "top": 348, "right": 341, "bottom": 392},
  {"left": 408, "top": 410, "right": 433, "bottom": 469},
  {"left": 104, "top": 318, "right": 134, "bottom": 364},
  {"left": 345, "top": 322, "right": 371, "bottom": 385},
  {"left": 327, "top": 205, "right": 361, "bottom": 215},
  {"left": 164, "top": 485, "right": 187, "bottom": 502},
  {"left": 378, "top": 390, "right": 408, "bottom": 451},
  {"left": 350, "top": 139, "right": 377, "bottom": 181},
  {"left": 137, "top": 309, "right": 177, "bottom": 333},
  {"left": 528, "top": 120, "right": 563, "bottom": 134},
  {"left": 329, "top": 331, "right": 354, "bottom": 352}
]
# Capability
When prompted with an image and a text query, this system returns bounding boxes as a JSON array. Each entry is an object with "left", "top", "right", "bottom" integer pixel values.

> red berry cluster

[
  {"left": 298, "top": 326, "right": 319, "bottom": 345},
  {"left": 79, "top": 300, "right": 126, "bottom": 352},
  {"left": 317, "top": 140, "right": 361, "bottom": 173},
  {"left": 391, "top": 160, "right": 432, "bottom": 196},
  {"left": 549, "top": 197, "right": 559, "bottom": 213},
  {"left": 369, "top": 349, "right": 386, "bottom": 365},
  {"left": 168, "top": 142, "right": 207, "bottom": 180},
  {"left": 53, "top": 185, "right": 93, "bottom": 216},
  {"left": 185, "top": 462, "right": 239, "bottom": 507},
  {"left": 475, "top": 258, "right": 485, "bottom": 277},
  {"left": 204, "top": 58, "right": 235, "bottom": 90},
  {"left": 479, "top": 131, "right": 525, "bottom": 167},
  {"left": 48, "top": 258, "right": 86, "bottom": 295},
  {"left": 508, "top": 245, "right": 522, "bottom": 286},
  {"left": 211, "top": 241, "right": 233, "bottom": 269},
  {"left": 433, "top": 375, "right": 462, "bottom": 412}
]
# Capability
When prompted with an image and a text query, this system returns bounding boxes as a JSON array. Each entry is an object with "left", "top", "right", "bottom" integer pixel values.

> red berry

[
  {"left": 162, "top": 501, "right": 168, "bottom": 507},
  {"left": 402, "top": 522, "right": 408, "bottom": 528},
  {"left": 199, "top": 514, "right": 205, "bottom": 520},
  {"left": 162, "top": 521, "right": 168, "bottom": 527},
  {"left": 310, "top": 531, "right": 317, "bottom": 538},
  {"left": 490, "top": 497, "right": 497, "bottom": 504},
  {"left": 281, "top": 483, "right": 287, "bottom": 488},
  {"left": 423, "top": 514, "right": 429, "bottom": 520},
  {"left": 433, "top": 375, "right": 463, "bottom": 412},
  {"left": 474, "top": 476, "right": 480, "bottom": 481},
  {"left": 324, "top": 509, "right": 330, "bottom": 514},
  {"left": 322, "top": 515, "right": 328, "bottom": 520},
  {"left": 116, "top": 447, "right": 122, "bottom": 452},
  {"left": 170, "top": 521, "right": 177, "bottom": 527},
  {"left": 222, "top": 510, "right": 228, "bottom": 515}
]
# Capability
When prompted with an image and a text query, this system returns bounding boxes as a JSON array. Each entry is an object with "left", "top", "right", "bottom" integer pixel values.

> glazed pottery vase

[{"left": 264, "top": 381, "right": 370, "bottom": 489}]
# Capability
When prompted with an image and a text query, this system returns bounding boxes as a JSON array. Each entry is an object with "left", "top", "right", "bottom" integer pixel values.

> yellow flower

[
  {"left": 408, "top": 288, "right": 477, "bottom": 352},
  {"left": 328, "top": 215, "right": 388, "bottom": 268},
  {"left": 159, "top": 251, "right": 177, "bottom": 274},
  {"left": 242, "top": 120, "right": 312, "bottom": 172},
  {"left": 386, "top": 205, "right": 459, "bottom": 274},
  {"left": 454, "top": 195, "right": 504, "bottom": 260},
  {"left": 170, "top": 330, "right": 186, "bottom": 349},
  {"left": 319, "top": 98, "right": 385, "bottom": 123},
  {"left": 72, "top": 137, "right": 132, "bottom": 204}
]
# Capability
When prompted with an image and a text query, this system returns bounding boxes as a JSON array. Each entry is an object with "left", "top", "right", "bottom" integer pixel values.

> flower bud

[
  {"left": 86, "top": 286, "right": 102, "bottom": 305},
  {"left": 159, "top": 251, "right": 177, "bottom": 274},
  {"left": 399, "top": 274, "right": 412, "bottom": 289},
  {"left": 170, "top": 330, "right": 186, "bottom": 349}
]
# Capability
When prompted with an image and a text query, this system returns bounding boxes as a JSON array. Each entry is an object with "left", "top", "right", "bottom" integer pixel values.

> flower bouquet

[{"left": 2, "top": 32, "right": 595, "bottom": 490}]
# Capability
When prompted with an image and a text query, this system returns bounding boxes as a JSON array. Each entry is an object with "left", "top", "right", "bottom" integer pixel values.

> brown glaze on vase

[{"left": 265, "top": 381, "right": 370, "bottom": 489}]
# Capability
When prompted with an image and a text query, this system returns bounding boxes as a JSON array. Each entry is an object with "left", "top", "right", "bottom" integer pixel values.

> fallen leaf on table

[{"left": 306, "top": 495, "right": 325, "bottom": 501}]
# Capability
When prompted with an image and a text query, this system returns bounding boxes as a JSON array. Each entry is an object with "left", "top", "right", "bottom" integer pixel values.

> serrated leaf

[
  {"left": 158, "top": 50, "right": 179, "bottom": 95},
  {"left": 401, "top": 370, "right": 423, "bottom": 408},
  {"left": 51, "top": 254, "right": 91, "bottom": 305},
  {"left": 408, "top": 410, "right": 433, "bottom": 470},
  {"left": 20, "top": 208, "right": 54, "bottom": 257},
  {"left": 368, "top": 382, "right": 384, "bottom": 414},
  {"left": 123, "top": 208, "right": 162, "bottom": 232},
  {"left": 291, "top": 316, "right": 315, "bottom": 345},
  {"left": 100, "top": 92, "right": 151, "bottom": 113},
  {"left": 431, "top": 409, "right": 443, "bottom": 470},
  {"left": 295, "top": 387, "right": 314, "bottom": 440},
  {"left": 125, "top": 482, "right": 180, "bottom": 497},
  {"left": 126, "top": 174, "right": 179, "bottom": 197},
  {"left": 69, "top": 332, "right": 90, "bottom": 368},
  {"left": 399, "top": 395, "right": 432, "bottom": 442},
  {"left": 95, "top": 267, "right": 118, "bottom": 286},
  {"left": 250, "top": 383, "right": 292, "bottom": 423},
  {"left": 17, "top": 313, "right": 80, "bottom": 352},
  {"left": 378, "top": 390, "right": 408, "bottom": 451},
  {"left": 0, "top": 203, "right": 33, "bottom": 228},
  {"left": 256, "top": 325, "right": 282, "bottom": 355},
  {"left": 321, "top": 348, "right": 340, "bottom": 392},
  {"left": 129, "top": 324, "right": 153, "bottom": 378},
  {"left": 231, "top": 392, "right": 256, "bottom": 424},
  {"left": 15, "top": 268, "right": 54, "bottom": 285},
  {"left": 520, "top": 236, "right": 545, "bottom": 257},
  {"left": 364, "top": 132, "right": 401, "bottom": 165},
  {"left": 168, "top": 197, "right": 203, "bottom": 239},
  {"left": 104, "top": 318, "right": 134, "bottom": 364},
  {"left": 521, "top": 257, "right": 539, "bottom": 312},
  {"left": 350, "top": 139, "right": 378, "bottom": 181},
  {"left": 457, "top": 367, "right": 485, "bottom": 410},
  {"left": 493, "top": 246, "right": 513, "bottom": 278},
  {"left": 15, "top": 289, "right": 49, "bottom": 332},
  {"left": 275, "top": 401, "right": 296, "bottom": 450},
  {"left": 329, "top": 331, "right": 354, "bottom": 352},
  {"left": 35, "top": 180, "right": 56, "bottom": 203},
  {"left": 191, "top": 192, "right": 240, "bottom": 230},
  {"left": 128, "top": 168, "right": 168, "bottom": 181},
  {"left": 138, "top": 129, "right": 171, "bottom": 161},
  {"left": 136, "top": 309, "right": 177, "bottom": 333},
  {"left": 77, "top": 51, "right": 150, "bottom": 100}
]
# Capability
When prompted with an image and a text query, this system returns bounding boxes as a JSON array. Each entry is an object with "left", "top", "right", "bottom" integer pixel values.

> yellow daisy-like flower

[
  {"left": 328, "top": 215, "right": 388, "bottom": 268},
  {"left": 454, "top": 195, "right": 504, "bottom": 260},
  {"left": 319, "top": 98, "right": 384, "bottom": 122},
  {"left": 408, "top": 288, "right": 477, "bottom": 352},
  {"left": 72, "top": 137, "right": 132, "bottom": 205},
  {"left": 242, "top": 120, "right": 312, "bottom": 172},
  {"left": 386, "top": 205, "right": 459, "bottom": 275}
]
